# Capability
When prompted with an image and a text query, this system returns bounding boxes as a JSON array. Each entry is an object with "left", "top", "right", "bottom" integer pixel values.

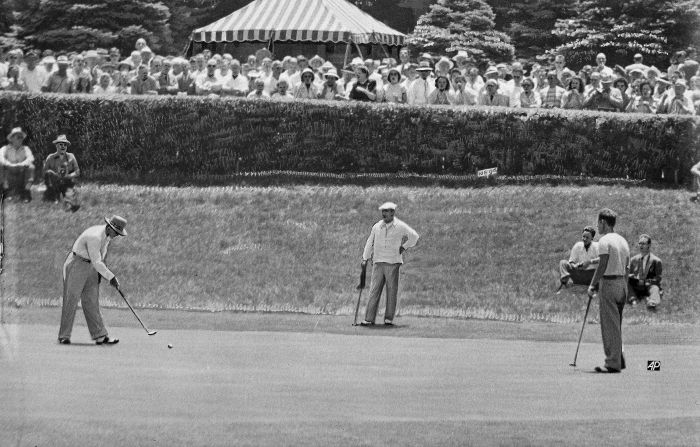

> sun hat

[
  {"left": 600, "top": 73, "right": 615, "bottom": 84},
  {"left": 378, "top": 202, "right": 397, "bottom": 211},
  {"left": 52, "top": 134, "right": 71, "bottom": 145},
  {"left": 320, "top": 61, "right": 335, "bottom": 70},
  {"left": 56, "top": 55, "right": 70, "bottom": 65},
  {"left": 309, "top": 54, "right": 325, "bottom": 66},
  {"left": 435, "top": 56, "right": 454, "bottom": 70},
  {"left": 7, "top": 127, "right": 27, "bottom": 141},
  {"left": 324, "top": 69, "right": 339, "bottom": 79},
  {"left": 418, "top": 53, "right": 434, "bottom": 62},
  {"left": 105, "top": 215, "right": 128, "bottom": 236},
  {"left": 484, "top": 66, "right": 499, "bottom": 77},
  {"left": 416, "top": 60, "right": 433, "bottom": 72},
  {"left": 41, "top": 56, "right": 57, "bottom": 64},
  {"left": 452, "top": 50, "right": 469, "bottom": 61},
  {"left": 485, "top": 79, "right": 499, "bottom": 87},
  {"left": 351, "top": 57, "right": 365, "bottom": 66},
  {"left": 85, "top": 50, "right": 99, "bottom": 59}
]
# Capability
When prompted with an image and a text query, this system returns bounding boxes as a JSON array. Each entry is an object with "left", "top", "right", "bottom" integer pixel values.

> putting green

[{"left": 1, "top": 322, "right": 698, "bottom": 446}]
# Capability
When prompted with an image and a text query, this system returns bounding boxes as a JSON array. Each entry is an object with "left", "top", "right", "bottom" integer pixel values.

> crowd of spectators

[{"left": 1, "top": 38, "right": 699, "bottom": 115}]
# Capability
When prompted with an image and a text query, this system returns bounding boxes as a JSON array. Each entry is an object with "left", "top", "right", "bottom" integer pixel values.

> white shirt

[
  {"left": 70, "top": 224, "right": 116, "bottom": 281},
  {"left": 598, "top": 233, "right": 630, "bottom": 276},
  {"left": 19, "top": 66, "right": 48, "bottom": 92},
  {"left": 222, "top": 73, "right": 249, "bottom": 94},
  {"left": 362, "top": 217, "right": 419, "bottom": 264},
  {"left": 407, "top": 77, "right": 433, "bottom": 105},
  {"left": 568, "top": 241, "right": 600, "bottom": 270},
  {"left": 279, "top": 71, "right": 300, "bottom": 90},
  {"left": 0, "top": 144, "right": 34, "bottom": 166}
]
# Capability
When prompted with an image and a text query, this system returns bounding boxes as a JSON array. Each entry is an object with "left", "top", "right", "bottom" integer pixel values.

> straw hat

[
  {"left": 105, "top": 215, "right": 128, "bottom": 236},
  {"left": 52, "top": 134, "right": 71, "bottom": 145},
  {"left": 7, "top": 127, "right": 27, "bottom": 141},
  {"left": 378, "top": 202, "right": 397, "bottom": 211}
]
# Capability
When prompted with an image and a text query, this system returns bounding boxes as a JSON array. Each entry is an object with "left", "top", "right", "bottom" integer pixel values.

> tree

[
  {"left": 16, "top": 0, "right": 172, "bottom": 54},
  {"left": 163, "top": 0, "right": 217, "bottom": 53},
  {"left": 552, "top": 0, "right": 700, "bottom": 69},
  {"left": 349, "top": 0, "right": 418, "bottom": 34},
  {"left": 406, "top": 0, "right": 514, "bottom": 66},
  {"left": 488, "top": 0, "right": 577, "bottom": 60}
]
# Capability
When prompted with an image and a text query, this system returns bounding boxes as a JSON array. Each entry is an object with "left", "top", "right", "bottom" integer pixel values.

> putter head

[
  {"left": 569, "top": 362, "right": 576, "bottom": 367},
  {"left": 147, "top": 331, "right": 157, "bottom": 336}
]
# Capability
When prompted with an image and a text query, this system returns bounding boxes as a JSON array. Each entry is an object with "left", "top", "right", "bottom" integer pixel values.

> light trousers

[
  {"left": 599, "top": 277, "right": 627, "bottom": 371},
  {"left": 58, "top": 254, "right": 108, "bottom": 341},
  {"left": 364, "top": 262, "right": 401, "bottom": 323}
]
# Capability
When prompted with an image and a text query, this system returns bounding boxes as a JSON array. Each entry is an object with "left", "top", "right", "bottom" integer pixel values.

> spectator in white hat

[
  {"left": 359, "top": 202, "right": 419, "bottom": 327},
  {"left": 407, "top": 60, "right": 434, "bottom": 105},
  {"left": 294, "top": 67, "right": 319, "bottom": 99},
  {"left": 43, "top": 134, "right": 80, "bottom": 211},
  {"left": 0, "top": 127, "right": 35, "bottom": 202},
  {"left": 41, "top": 55, "right": 57, "bottom": 75},
  {"left": 319, "top": 69, "right": 345, "bottom": 100}
]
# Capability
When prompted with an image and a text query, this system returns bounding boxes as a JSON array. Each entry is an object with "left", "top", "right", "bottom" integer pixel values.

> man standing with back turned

[
  {"left": 588, "top": 209, "right": 630, "bottom": 373},
  {"left": 359, "top": 202, "right": 419, "bottom": 326},
  {"left": 58, "top": 215, "right": 127, "bottom": 345}
]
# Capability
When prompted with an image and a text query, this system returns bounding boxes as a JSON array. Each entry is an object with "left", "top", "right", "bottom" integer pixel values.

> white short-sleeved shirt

[{"left": 598, "top": 232, "right": 630, "bottom": 276}]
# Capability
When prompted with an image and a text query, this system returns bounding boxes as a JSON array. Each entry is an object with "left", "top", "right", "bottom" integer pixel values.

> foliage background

[
  {"left": 0, "top": 92, "right": 698, "bottom": 186},
  {"left": 1, "top": 0, "right": 698, "bottom": 66}
]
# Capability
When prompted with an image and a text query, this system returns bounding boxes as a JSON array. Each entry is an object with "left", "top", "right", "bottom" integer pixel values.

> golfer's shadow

[{"left": 58, "top": 342, "right": 105, "bottom": 347}]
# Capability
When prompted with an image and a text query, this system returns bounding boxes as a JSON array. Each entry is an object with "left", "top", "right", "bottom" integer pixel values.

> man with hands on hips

[{"left": 359, "top": 202, "right": 419, "bottom": 326}]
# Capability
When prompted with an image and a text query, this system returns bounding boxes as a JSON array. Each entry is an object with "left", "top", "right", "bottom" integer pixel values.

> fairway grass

[{"left": 2, "top": 183, "right": 699, "bottom": 324}]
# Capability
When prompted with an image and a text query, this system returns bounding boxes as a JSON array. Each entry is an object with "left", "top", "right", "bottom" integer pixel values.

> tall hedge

[{"left": 0, "top": 92, "right": 698, "bottom": 186}]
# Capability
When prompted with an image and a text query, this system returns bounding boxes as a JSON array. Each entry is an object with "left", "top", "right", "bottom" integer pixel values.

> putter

[
  {"left": 0, "top": 190, "right": 4, "bottom": 324},
  {"left": 352, "top": 263, "right": 367, "bottom": 326},
  {"left": 570, "top": 293, "right": 593, "bottom": 367},
  {"left": 116, "top": 288, "right": 157, "bottom": 336}
]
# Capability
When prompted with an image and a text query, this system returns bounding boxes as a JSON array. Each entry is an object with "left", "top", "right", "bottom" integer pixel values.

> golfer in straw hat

[
  {"left": 43, "top": 134, "right": 80, "bottom": 212},
  {"left": 0, "top": 127, "right": 35, "bottom": 202},
  {"left": 359, "top": 202, "right": 419, "bottom": 326},
  {"left": 58, "top": 215, "right": 128, "bottom": 345}
]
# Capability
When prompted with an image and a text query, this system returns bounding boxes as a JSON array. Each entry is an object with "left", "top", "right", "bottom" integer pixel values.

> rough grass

[{"left": 2, "top": 184, "right": 699, "bottom": 324}]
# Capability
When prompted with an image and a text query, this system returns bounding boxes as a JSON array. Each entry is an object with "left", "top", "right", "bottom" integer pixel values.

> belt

[
  {"left": 603, "top": 275, "right": 624, "bottom": 279},
  {"left": 72, "top": 252, "right": 90, "bottom": 263}
]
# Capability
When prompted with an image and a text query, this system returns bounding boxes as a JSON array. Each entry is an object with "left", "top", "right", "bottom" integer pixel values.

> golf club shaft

[
  {"left": 117, "top": 288, "right": 155, "bottom": 334},
  {"left": 572, "top": 294, "right": 593, "bottom": 365},
  {"left": 353, "top": 288, "right": 363, "bottom": 326}
]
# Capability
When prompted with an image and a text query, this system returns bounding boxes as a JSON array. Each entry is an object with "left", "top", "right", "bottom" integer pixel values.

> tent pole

[
  {"left": 353, "top": 40, "right": 363, "bottom": 60},
  {"left": 343, "top": 40, "right": 351, "bottom": 67},
  {"left": 372, "top": 31, "right": 391, "bottom": 60}
]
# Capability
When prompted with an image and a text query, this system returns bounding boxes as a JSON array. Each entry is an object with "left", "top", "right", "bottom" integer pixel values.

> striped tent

[{"left": 191, "top": 0, "right": 405, "bottom": 46}]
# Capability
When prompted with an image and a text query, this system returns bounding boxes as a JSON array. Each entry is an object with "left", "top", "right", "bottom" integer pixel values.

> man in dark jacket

[{"left": 628, "top": 234, "right": 663, "bottom": 311}]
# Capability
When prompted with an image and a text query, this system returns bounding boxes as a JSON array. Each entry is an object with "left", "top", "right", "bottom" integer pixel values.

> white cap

[{"left": 378, "top": 202, "right": 398, "bottom": 211}]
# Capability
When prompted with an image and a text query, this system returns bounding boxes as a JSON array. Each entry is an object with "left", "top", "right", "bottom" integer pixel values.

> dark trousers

[
  {"left": 0, "top": 165, "right": 34, "bottom": 196},
  {"left": 559, "top": 260, "right": 595, "bottom": 285},
  {"left": 44, "top": 173, "right": 79, "bottom": 208}
]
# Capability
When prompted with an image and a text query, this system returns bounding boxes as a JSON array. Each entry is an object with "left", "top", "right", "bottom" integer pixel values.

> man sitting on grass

[
  {"left": 557, "top": 226, "right": 599, "bottom": 293},
  {"left": 43, "top": 134, "right": 80, "bottom": 212},
  {"left": 628, "top": 234, "right": 663, "bottom": 311},
  {"left": 0, "top": 127, "right": 34, "bottom": 202}
]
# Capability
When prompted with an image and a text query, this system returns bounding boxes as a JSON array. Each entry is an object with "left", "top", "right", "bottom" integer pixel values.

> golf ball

[{"left": 168, "top": 344, "right": 173, "bottom": 349}]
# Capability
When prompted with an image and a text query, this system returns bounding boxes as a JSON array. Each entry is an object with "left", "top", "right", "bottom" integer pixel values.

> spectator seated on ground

[
  {"left": 558, "top": 225, "right": 599, "bottom": 292},
  {"left": 628, "top": 234, "right": 663, "bottom": 310},
  {"left": 43, "top": 134, "right": 80, "bottom": 212},
  {"left": 0, "top": 127, "right": 34, "bottom": 202}
]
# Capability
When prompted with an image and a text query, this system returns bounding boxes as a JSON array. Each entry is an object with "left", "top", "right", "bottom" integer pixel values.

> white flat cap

[{"left": 378, "top": 202, "right": 398, "bottom": 211}]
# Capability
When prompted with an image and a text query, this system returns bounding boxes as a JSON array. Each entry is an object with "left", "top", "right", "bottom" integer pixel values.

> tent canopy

[{"left": 191, "top": 0, "right": 405, "bottom": 46}]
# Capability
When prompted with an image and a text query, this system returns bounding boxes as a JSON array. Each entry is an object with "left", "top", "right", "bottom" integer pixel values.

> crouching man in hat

[
  {"left": 43, "top": 134, "right": 81, "bottom": 212},
  {"left": 0, "top": 127, "right": 35, "bottom": 202},
  {"left": 359, "top": 202, "right": 419, "bottom": 326},
  {"left": 58, "top": 215, "right": 127, "bottom": 345}
]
